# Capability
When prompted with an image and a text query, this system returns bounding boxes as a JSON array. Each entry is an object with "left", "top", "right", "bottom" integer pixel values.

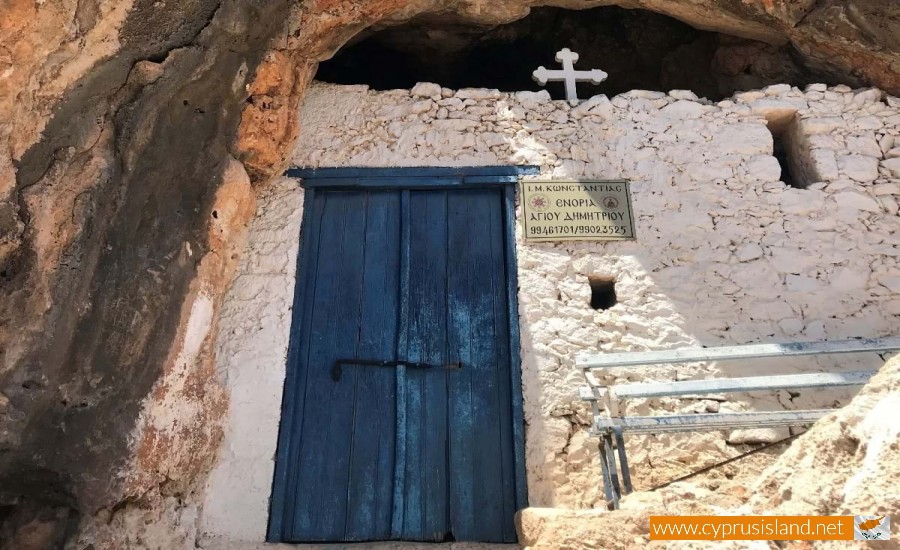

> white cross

[{"left": 532, "top": 48, "right": 608, "bottom": 105}]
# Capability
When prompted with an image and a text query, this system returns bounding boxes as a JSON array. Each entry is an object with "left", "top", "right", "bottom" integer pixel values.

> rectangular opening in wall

[
  {"left": 766, "top": 113, "right": 809, "bottom": 189},
  {"left": 589, "top": 276, "right": 617, "bottom": 310}
]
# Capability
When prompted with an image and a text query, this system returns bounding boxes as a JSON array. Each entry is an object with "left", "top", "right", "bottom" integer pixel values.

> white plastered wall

[{"left": 199, "top": 82, "right": 900, "bottom": 543}]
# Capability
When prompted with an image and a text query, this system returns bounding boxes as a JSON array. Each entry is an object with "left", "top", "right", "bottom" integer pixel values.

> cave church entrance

[{"left": 268, "top": 167, "right": 528, "bottom": 543}]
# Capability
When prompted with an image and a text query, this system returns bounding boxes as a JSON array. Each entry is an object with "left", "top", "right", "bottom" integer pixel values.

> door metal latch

[{"left": 331, "top": 359, "right": 461, "bottom": 381}]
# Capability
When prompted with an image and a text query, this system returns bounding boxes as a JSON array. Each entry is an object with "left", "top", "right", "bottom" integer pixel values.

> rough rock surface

[
  {"left": 1, "top": 0, "right": 899, "bottom": 546},
  {"left": 748, "top": 355, "right": 900, "bottom": 525},
  {"left": 515, "top": 356, "right": 900, "bottom": 550}
]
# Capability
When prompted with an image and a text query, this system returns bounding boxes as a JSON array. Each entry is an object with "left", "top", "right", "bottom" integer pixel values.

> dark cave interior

[{"left": 316, "top": 6, "right": 848, "bottom": 100}]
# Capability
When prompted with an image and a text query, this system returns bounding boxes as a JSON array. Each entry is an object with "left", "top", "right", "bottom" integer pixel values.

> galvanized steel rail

[
  {"left": 579, "top": 337, "right": 900, "bottom": 510},
  {"left": 576, "top": 337, "right": 900, "bottom": 369}
]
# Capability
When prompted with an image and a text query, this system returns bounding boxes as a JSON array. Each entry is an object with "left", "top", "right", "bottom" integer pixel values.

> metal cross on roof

[{"left": 532, "top": 48, "right": 608, "bottom": 105}]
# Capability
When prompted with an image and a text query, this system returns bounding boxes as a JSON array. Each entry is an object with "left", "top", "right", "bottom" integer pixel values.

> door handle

[{"left": 331, "top": 359, "right": 461, "bottom": 381}]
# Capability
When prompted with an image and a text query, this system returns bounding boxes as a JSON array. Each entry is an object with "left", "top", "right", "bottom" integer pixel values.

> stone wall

[{"left": 199, "top": 81, "right": 900, "bottom": 542}]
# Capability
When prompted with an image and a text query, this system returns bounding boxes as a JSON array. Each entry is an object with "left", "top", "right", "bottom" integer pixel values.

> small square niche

[{"left": 589, "top": 276, "right": 617, "bottom": 310}]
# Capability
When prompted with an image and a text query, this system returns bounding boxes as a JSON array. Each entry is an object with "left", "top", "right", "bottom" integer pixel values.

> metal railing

[{"left": 577, "top": 337, "right": 900, "bottom": 509}]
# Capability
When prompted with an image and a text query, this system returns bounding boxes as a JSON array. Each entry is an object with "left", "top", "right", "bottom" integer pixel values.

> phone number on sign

[{"left": 529, "top": 225, "right": 630, "bottom": 236}]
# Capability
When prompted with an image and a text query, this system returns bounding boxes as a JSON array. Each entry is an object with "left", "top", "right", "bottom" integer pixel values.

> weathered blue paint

[
  {"left": 502, "top": 185, "right": 528, "bottom": 512},
  {"left": 269, "top": 169, "right": 526, "bottom": 543}
]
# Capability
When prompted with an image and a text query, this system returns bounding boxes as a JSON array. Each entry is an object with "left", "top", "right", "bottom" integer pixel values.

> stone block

[
  {"left": 808, "top": 148, "right": 840, "bottom": 181},
  {"left": 838, "top": 154, "right": 880, "bottom": 181},
  {"left": 728, "top": 427, "right": 790, "bottom": 445},
  {"left": 410, "top": 82, "right": 441, "bottom": 98},
  {"left": 659, "top": 100, "right": 710, "bottom": 119},
  {"left": 786, "top": 274, "right": 821, "bottom": 292},
  {"left": 763, "top": 83, "right": 793, "bottom": 95},
  {"left": 830, "top": 266, "right": 869, "bottom": 291},
  {"left": 711, "top": 123, "right": 772, "bottom": 155},
  {"left": 669, "top": 89, "right": 699, "bottom": 101},
  {"left": 832, "top": 190, "right": 882, "bottom": 212},
  {"left": 878, "top": 275, "right": 900, "bottom": 293},
  {"left": 881, "top": 157, "right": 900, "bottom": 177},
  {"left": 845, "top": 135, "right": 882, "bottom": 158},
  {"left": 750, "top": 98, "right": 805, "bottom": 132},
  {"left": 735, "top": 243, "right": 764, "bottom": 262},
  {"left": 455, "top": 88, "right": 501, "bottom": 99},
  {"left": 799, "top": 116, "right": 844, "bottom": 134},
  {"left": 746, "top": 155, "right": 782, "bottom": 182}
]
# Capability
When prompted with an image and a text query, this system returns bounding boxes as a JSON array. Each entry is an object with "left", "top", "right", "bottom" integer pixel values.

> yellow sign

[{"left": 521, "top": 180, "right": 635, "bottom": 242}]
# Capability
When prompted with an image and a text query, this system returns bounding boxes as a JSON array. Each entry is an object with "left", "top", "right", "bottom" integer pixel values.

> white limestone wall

[
  {"left": 200, "top": 178, "right": 304, "bottom": 544},
  {"left": 201, "top": 81, "right": 900, "bottom": 541}
]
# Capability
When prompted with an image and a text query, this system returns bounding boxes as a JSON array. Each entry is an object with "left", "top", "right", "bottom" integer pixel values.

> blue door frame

[{"left": 268, "top": 166, "right": 538, "bottom": 543}]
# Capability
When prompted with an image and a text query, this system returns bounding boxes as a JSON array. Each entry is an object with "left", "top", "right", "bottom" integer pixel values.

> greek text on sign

[{"left": 521, "top": 180, "right": 635, "bottom": 241}]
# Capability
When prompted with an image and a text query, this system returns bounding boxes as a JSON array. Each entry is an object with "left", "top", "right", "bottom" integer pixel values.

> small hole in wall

[
  {"left": 773, "top": 133, "right": 802, "bottom": 189},
  {"left": 766, "top": 113, "right": 809, "bottom": 189},
  {"left": 589, "top": 276, "right": 617, "bottom": 310}
]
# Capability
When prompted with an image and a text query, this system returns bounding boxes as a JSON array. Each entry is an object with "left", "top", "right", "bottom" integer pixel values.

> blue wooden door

[{"left": 269, "top": 173, "right": 526, "bottom": 543}]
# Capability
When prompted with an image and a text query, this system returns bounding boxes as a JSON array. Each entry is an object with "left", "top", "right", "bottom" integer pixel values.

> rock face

[
  {"left": 748, "top": 355, "right": 900, "bottom": 521},
  {"left": 516, "top": 356, "right": 900, "bottom": 549},
  {"left": 0, "top": 0, "right": 899, "bottom": 545}
]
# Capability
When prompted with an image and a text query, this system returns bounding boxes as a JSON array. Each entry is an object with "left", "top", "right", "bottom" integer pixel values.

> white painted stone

[
  {"left": 411, "top": 82, "right": 442, "bottom": 98},
  {"left": 879, "top": 196, "right": 899, "bottom": 216},
  {"left": 831, "top": 191, "right": 882, "bottom": 212},
  {"left": 881, "top": 157, "right": 900, "bottom": 177},
  {"left": 874, "top": 183, "right": 900, "bottom": 195},
  {"left": 846, "top": 135, "right": 882, "bottom": 158},
  {"left": 779, "top": 188, "right": 826, "bottom": 215},
  {"left": 878, "top": 275, "right": 900, "bottom": 293},
  {"left": 851, "top": 88, "right": 883, "bottom": 106},
  {"left": 201, "top": 178, "right": 303, "bottom": 543},
  {"left": 855, "top": 116, "right": 884, "bottom": 130},
  {"left": 711, "top": 123, "right": 772, "bottom": 155},
  {"left": 746, "top": 155, "right": 782, "bottom": 182},
  {"left": 838, "top": 154, "right": 880, "bottom": 181},
  {"left": 734, "top": 90, "right": 765, "bottom": 102},
  {"left": 809, "top": 148, "right": 840, "bottom": 181},
  {"left": 455, "top": 88, "right": 502, "bottom": 100},
  {"left": 659, "top": 100, "right": 710, "bottom": 119},
  {"left": 735, "top": 243, "right": 764, "bottom": 262},
  {"left": 800, "top": 116, "right": 845, "bottom": 134},
  {"left": 885, "top": 300, "right": 900, "bottom": 315},
  {"left": 764, "top": 83, "right": 792, "bottom": 95},
  {"left": 750, "top": 98, "right": 805, "bottom": 130},
  {"left": 786, "top": 274, "right": 821, "bottom": 292},
  {"left": 668, "top": 89, "right": 699, "bottom": 101},
  {"left": 831, "top": 266, "right": 870, "bottom": 291}
]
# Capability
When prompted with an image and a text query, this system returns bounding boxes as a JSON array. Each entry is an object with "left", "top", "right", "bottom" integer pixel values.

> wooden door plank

[
  {"left": 447, "top": 189, "right": 514, "bottom": 542},
  {"left": 502, "top": 185, "right": 528, "bottom": 513},
  {"left": 463, "top": 189, "right": 509, "bottom": 542},
  {"left": 402, "top": 190, "right": 452, "bottom": 541},
  {"left": 291, "top": 191, "right": 370, "bottom": 540},
  {"left": 484, "top": 191, "right": 517, "bottom": 542},
  {"left": 391, "top": 190, "right": 411, "bottom": 539},
  {"left": 344, "top": 192, "right": 402, "bottom": 540},
  {"left": 269, "top": 190, "right": 324, "bottom": 541},
  {"left": 446, "top": 190, "right": 476, "bottom": 541}
]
